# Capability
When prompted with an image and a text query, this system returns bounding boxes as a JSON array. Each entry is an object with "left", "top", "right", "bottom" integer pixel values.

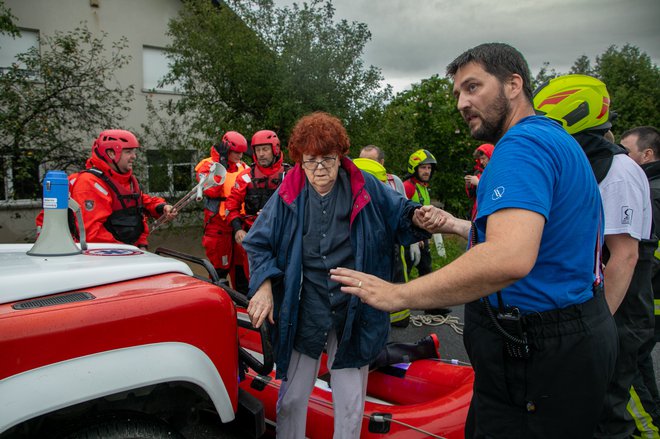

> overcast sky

[{"left": 276, "top": 0, "right": 660, "bottom": 94}]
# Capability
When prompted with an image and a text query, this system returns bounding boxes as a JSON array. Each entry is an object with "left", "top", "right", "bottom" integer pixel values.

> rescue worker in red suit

[
  {"left": 226, "top": 130, "right": 289, "bottom": 293},
  {"left": 42, "top": 129, "right": 177, "bottom": 249},
  {"left": 464, "top": 143, "right": 494, "bottom": 220},
  {"left": 195, "top": 131, "right": 249, "bottom": 284}
]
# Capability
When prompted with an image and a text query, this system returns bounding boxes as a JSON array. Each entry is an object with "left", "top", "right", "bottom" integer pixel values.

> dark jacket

[
  {"left": 642, "top": 160, "right": 660, "bottom": 340},
  {"left": 242, "top": 157, "right": 429, "bottom": 379}
]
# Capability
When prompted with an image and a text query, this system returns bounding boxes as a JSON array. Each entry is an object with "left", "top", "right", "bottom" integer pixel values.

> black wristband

[{"left": 231, "top": 218, "right": 243, "bottom": 236}]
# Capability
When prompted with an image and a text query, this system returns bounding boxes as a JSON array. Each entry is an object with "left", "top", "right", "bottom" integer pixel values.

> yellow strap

[
  {"left": 627, "top": 385, "right": 660, "bottom": 438},
  {"left": 654, "top": 299, "right": 660, "bottom": 316},
  {"left": 389, "top": 308, "right": 411, "bottom": 323},
  {"left": 400, "top": 245, "right": 409, "bottom": 283}
]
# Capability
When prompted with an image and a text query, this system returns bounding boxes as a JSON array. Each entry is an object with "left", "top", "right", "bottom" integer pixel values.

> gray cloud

[{"left": 324, "top": 0, "right": 660, "bottom": 92}]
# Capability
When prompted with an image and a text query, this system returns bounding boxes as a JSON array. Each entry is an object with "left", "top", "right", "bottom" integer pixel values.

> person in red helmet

[
  {"left": 225, "top": 130, "right": 290, "bottom": 293},
  {"left": 464, "top": 143, "right": 494, "bottom": 220},
  {"left": 195, "top": 131, "right": 249, "bottom": 284},
  {"left": 51, "top": 129, "right": 176, "bottom": 249}
]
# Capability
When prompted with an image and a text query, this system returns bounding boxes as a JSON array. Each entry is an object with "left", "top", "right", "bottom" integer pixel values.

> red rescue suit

[
  {"left": 195, "top": 145, "right": 248, "bottom": 271},
  {"left": 225, "top": 155, "right": 287, "bottom": 281},
  {"left": 36, "top": 155, "right": 167, "bottom": 247}
]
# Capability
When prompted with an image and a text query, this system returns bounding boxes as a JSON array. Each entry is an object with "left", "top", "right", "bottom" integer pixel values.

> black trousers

[
  {"left": 596, "top": 240, "right": 655, "bottom": 439},
  {"left": 463, "top": 291, "right": 618, "bottom": 439}
]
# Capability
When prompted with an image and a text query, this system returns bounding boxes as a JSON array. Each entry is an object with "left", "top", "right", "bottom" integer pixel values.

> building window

[
  {"left": 0, "top": 29, "right": 39, "bottom": 78},
  {"left": 146, "top": 150, "right": 195, "bottom": 195},
  {"left": 142, "top": 46, "right": 182, "bottom": 94},
  {"left": 0, "top": 152, "right": 42, "bottom": 201}
]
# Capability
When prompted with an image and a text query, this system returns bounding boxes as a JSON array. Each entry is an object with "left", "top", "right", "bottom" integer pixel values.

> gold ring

[{"left": 358, "top": 280, "right": 362, "bottom": 288}]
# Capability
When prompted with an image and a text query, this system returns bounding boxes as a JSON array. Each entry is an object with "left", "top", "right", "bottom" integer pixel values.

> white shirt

[{"left": 599, "top": 154, "right": 652, "bottom": 240}]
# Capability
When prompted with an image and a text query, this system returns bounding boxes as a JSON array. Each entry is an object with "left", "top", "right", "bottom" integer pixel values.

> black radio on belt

[{"left": 496, "top": 307, "right": 530, "bottom": 360}]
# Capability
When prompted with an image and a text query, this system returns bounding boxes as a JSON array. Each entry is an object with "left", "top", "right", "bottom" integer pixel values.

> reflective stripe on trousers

[{"left": 627, "top": 385, "right": 660, "bottom": 439}]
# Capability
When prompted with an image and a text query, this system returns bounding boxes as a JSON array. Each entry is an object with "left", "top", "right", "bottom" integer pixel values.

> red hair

[{"left": 287, "top": 112, "right": 350, "bottom": 163}]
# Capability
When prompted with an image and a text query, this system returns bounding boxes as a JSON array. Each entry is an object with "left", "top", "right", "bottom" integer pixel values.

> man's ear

[
  {"left": 507, "top": 74, "right": 524, "bottom": 99},
  {"left": 107, "top": 150, "right": 116, "bottom": 160},
  {"left": 643, "top": 148, "right": 655, "bottom": 163}
]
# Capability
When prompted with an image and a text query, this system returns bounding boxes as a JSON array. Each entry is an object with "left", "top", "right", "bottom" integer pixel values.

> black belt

[{"left": 466, "top": 285, "right": 609, "bottom": 358}]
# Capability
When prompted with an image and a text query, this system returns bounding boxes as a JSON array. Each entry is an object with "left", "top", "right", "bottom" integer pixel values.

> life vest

[
  {"left": 81, "top": 168, "right": 144, "bottom": 245},
  {"left": 244, "top": 165, "right": 288, "bottom": 215},
  {"left": 200, "top": 160, "right": 248, "bottom": 219},
  {"left": 411, "top": 181, "right": 431, "bottom": 206}
]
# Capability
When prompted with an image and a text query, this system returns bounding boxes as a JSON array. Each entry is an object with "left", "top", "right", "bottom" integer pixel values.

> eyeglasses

[{"left": 301, "top": 156, "right": 338, "bottom": 170}]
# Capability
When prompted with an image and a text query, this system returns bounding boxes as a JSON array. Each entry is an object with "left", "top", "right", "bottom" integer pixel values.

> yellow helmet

[
  {"left": 353, "top": 158, "right": 387, "bottom": 182},
  {"left": 533, "top": 74, "right": 611, "bottom": 135},
  {"left": 407, "top": 149, "right": 437, "bottom": 175}
]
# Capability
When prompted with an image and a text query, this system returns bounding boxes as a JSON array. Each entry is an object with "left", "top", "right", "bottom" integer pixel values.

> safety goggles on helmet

[{"left": 533, "top": 74, "right": 611, "bottom": 135}]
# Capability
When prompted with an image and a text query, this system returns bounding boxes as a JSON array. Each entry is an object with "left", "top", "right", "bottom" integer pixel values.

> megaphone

[{"left": 27, "top": 170, "right": 82, "bottom": 257}]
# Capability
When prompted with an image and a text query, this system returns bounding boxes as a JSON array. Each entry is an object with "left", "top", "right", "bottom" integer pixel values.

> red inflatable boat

[{"left": 236, "top": 310, "right": 474, "bottom": 439}]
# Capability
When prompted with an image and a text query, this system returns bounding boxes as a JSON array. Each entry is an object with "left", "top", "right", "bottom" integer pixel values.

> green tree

[
  {"left": 161, "top": 0, "right": 277, "bottom": 142},
  {"left": 570, "top": 54, "right": 594, "bottom": 76},
  {"left": 0, "top": 0, "right": 18, "bottom": 37},
  {"left": 159, "top": 0, "right": 388, "bottom": 148},
  {"left": 0, "top": 24, "right": 133, "bottom": 198},
  {"left": 532, "top": 61, "right": 561, "bottom": 90},
  {"left": 595, "top": 44, "right": 660, "bottom": 133}
]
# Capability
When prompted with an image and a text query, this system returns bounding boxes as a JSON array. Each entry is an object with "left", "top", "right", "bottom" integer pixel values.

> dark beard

[{"left": 471, "top": 87, "right": 510, "bottom": 143}]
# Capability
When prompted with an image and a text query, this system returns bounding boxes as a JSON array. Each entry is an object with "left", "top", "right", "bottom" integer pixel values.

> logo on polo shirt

[{"left": 492, "top": 186, "right": 505, "bottom": 200}]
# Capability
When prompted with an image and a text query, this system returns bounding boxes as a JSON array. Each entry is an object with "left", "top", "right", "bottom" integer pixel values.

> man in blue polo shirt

[{"left": 331, "top": 43, "right": 618, "bottom": 438}]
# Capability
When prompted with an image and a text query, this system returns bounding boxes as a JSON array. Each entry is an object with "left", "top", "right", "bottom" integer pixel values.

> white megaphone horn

[{"left": 27, "top": 170, "right": 86, "bottom": 256}]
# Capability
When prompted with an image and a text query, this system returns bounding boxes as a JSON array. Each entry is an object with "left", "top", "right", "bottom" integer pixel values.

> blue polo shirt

[{"left": 475, "top": 116, "right": 603, "bottom": 313}]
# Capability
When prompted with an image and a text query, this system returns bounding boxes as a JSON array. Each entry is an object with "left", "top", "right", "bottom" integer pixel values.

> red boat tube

[{"left": 236, "top": 310, "right": 474, "bottom": 439}]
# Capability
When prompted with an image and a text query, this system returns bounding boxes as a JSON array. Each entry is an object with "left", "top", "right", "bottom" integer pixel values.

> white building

[{"left": 0, "top": 0, "right": 191, "bottom": 242}]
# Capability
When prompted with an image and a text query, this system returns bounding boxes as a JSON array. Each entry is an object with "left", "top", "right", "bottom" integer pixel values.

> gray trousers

[{"left": 276, "top": 330, "right": 369, "bottom": 439}]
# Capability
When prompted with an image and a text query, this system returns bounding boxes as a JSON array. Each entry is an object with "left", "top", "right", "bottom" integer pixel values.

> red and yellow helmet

[
  {"left": 407, "top": 149, "right": 437, "bottom": 175},
  {"left": 533, "top": 74, "right": 611, "bottom": 135}
]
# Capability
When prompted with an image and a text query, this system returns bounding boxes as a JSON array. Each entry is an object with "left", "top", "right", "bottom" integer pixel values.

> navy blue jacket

[{"left": 243, "top": 157, "right": 429, "bottom": 379}]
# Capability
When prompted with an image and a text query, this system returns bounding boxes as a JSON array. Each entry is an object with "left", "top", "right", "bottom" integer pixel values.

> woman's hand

[{"left": 247, "top": 279, "right": 275, "bottom": 328}]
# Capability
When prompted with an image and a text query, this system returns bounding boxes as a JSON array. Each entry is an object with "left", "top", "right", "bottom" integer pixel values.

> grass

[{"left": 408, "top": 234, "right": 468, "bottom": 279}]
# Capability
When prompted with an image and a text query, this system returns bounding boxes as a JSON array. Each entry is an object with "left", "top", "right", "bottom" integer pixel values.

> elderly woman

[{"left": 243, "top": 112, "right": 442, "bottom": 438}]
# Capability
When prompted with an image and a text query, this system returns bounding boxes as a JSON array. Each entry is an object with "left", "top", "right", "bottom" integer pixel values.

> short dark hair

[
  {"left": 446, "top": 42, "right": 533, "bottom": 103},
  {"left": 359, "top": 145, "right": 385, "bottom": 162},
  {"left": 621, "top": 126, "right": 660, "bottom": 157}
]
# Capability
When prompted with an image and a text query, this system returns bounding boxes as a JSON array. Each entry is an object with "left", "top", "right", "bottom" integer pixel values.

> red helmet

[
  {"left": 251, "top": 130, "right": 281, "bottom": 159},
  {"left": 93, "top": 129, "right": 139, "bottom": 165},
  {"left": 213, "top": 131, "right": 248, "bottom": 158}
]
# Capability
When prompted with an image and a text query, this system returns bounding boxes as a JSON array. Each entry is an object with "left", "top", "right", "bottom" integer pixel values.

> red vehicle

[
  {"left": 0, "top": 242, "right": 273, "bottom": 439},
  {"left": 1, "top": 171, "right": 472, "bottom": 438}
]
